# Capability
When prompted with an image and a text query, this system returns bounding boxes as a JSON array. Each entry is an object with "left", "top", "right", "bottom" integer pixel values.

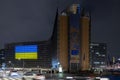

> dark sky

[
  {"left": 0, "top": 0, "right": 120, "bottom": 58},
  {"left": 89, "top": 0, "right": 120, "bottom": 58}
]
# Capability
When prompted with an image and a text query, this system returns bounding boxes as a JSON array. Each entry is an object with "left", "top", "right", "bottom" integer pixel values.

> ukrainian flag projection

[{"left": 15, "top": 45, "right": 38, "bottom": 59}]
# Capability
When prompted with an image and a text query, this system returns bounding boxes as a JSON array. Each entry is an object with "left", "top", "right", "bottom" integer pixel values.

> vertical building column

[
  {"left": 58, "top": 15, "right": 68, "bottom": 72},
  {"left": 80, "top": 16, "right": 90, "bottom": 70}
]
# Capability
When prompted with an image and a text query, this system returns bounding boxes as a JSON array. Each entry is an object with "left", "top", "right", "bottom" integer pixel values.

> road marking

[{"left": 1, "top": 77, "right": 22, "bottom": 80}]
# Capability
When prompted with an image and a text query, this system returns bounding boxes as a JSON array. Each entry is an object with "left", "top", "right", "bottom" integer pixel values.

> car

[
  {"left": 100, "top": 78, "right": 110, "bottom": 80},
  {"left": 33, "top": 73, "right": 45, "bottom": 80},
  {"left": 66, "top": 76, "right": 74, "bottom": 79},
  {"left": 22, "top": 71, "right": 36, "bottom": 80},
  {"left": 0, "top": 70, "right": 5, "bottom": 78},
  {"left": 95, "top": 77, "right": 110, "bottom": 80},
  {"left": 9, "top": 70, "right": 21, "bottom": 78}
]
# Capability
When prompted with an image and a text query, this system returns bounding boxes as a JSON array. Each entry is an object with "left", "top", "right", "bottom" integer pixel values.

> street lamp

[
  {"left": 18, "top": 58, "right": 21, "bottom": 67},
  {"left": 8, "top": 61, "right": 14, "bottom": 69},
  {"left": 58, "top": 65, "right": 63, "bottom": 73}
]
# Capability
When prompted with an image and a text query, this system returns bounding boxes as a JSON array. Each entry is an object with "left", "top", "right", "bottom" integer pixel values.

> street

[{"left": 0, "top": 70, "right": 96, "bottom": 80}]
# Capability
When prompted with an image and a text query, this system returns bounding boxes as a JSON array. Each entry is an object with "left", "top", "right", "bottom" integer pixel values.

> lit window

[
  {"left": 90, "top": 46, "right": 93, "bottom": 48},
  {"left": 96, "top": 52, "right": 99, "bottom": 55},
  {"left": 101, "top": 62, "right": 105, "bottom": 64},
  {"left": 94, "top": 62, "right": 100, "bottom": 64}
]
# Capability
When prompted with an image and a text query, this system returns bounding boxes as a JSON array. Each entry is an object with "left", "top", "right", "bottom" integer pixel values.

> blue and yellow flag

[{"left": 15, "top": 45, "right": 38, "bottom": 59}]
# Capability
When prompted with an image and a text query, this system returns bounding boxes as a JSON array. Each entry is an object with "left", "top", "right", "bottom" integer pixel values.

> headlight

[
  {"left": 100, "top": 78, "right": 110, "bottom": 80},
  {"left": 66, "top": 76, "right": 73, "bottom": 79}
]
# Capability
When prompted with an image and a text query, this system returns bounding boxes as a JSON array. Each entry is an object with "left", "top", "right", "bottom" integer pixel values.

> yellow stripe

[{"left": 15, "top": 53, "right": 37, "bottom": 59}]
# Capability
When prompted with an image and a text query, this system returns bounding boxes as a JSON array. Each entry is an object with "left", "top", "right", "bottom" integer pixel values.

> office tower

[
  {"left": 56, "top": 4, "right": 90, "bottom": 72},
  {"left": 90, "top": 43, "right": 107, "bottom": 69}
]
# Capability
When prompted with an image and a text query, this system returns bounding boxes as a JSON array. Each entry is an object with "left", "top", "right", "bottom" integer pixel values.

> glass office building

[
  {"left": 4, "top": 41, "right": 52, "bottom": 68},
  {"left": 90, "top": 43, "right": 107, "bottom": 69}
]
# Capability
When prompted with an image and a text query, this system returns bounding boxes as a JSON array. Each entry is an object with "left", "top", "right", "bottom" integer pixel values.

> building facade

[
  {"left": 55, "top": 4, "right": 90, "bottom": 72},
  {"left": 4, "top": 41, "right": 52, "bottom": 68},
  {"left": 0, "top": 49, "right": 5, "bottom": 66},
  {"left": 90, "top": 43, "right": 107, "bottom": 69},
  {"left": 2, "top": 4, "right": 90, "bottom": 72}
]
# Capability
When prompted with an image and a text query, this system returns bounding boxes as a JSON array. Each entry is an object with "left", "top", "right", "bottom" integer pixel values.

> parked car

[
  {"left": 0, "top": 69, "right": 5, "bottom": 78},
  {"left": 9, "top": 70, "right": 21, "bottom": 78},
  {"left": 22, "top": 71, "right": 36, "bottom": 80},
  {"left": 33, "top": 73, "right": 45, "bottom": 80}
]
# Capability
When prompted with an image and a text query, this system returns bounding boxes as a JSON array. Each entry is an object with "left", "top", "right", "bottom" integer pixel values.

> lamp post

[
  {"left": 18, "top": 58, "right": 24, "bottom": 69},
  {"left": 18, "top": 58, "right": 24, "bottom": 72},
  {"left": 8, "top": 61, "right": 14, "bottom": 69},
  {"left": 23, "top": 59, "right": 24, "bottom": 70},
  {"left": 18, "top": 58, "right": 21, "bottom": 67}
]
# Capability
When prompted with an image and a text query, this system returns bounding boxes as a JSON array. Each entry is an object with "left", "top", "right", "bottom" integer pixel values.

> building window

[
  {"left": 91, "top": 50, "right": 94, "bottom": 52},
  {"left": 101, "top": 62, "right": 105, "bottom": 64},
  {"left": 95, "top": 52, "right": 99, "bottom": 55},
  {"left": 94, "top": 62, "right": 100, "bottom": 64},
  {"left": 103, "top": 47, "right": 106, "bottom": 49},
  {"left": 101, "top": 55, "right": 105, "bottom": 57},
  {"left": 90, "top": 46, "right": 93, "bottom": 48}
]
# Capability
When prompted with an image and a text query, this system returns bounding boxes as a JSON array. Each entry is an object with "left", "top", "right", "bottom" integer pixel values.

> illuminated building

[
  {"left": 52, "top": 4, "right": 90, "bottom": 72},
  {"left": 4, "top": 41, "right": 51, "bottom": 68},
  {"left": 4, "top": 4, "right": 90, "bottom": 71},
  {"left": 90, "top": 43, "right": 107, "bottom": 69}
]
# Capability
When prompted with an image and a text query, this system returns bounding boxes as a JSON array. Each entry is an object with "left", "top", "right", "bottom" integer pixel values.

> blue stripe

[
  {"left": 15, "top": 45, "right": 37, "bottom": 53},
  {"left": 15, "top": 52, "right": 37, "bottom": 54}
]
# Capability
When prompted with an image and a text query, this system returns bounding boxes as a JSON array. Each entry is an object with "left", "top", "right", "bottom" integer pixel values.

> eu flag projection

[{"left": 15, "top": 45, "right": 38, "bottom": 59}]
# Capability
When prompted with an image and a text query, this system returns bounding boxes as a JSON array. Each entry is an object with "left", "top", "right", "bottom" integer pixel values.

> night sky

[{"left": 0, "top": 0, "right": 120, "bottom": 58}]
